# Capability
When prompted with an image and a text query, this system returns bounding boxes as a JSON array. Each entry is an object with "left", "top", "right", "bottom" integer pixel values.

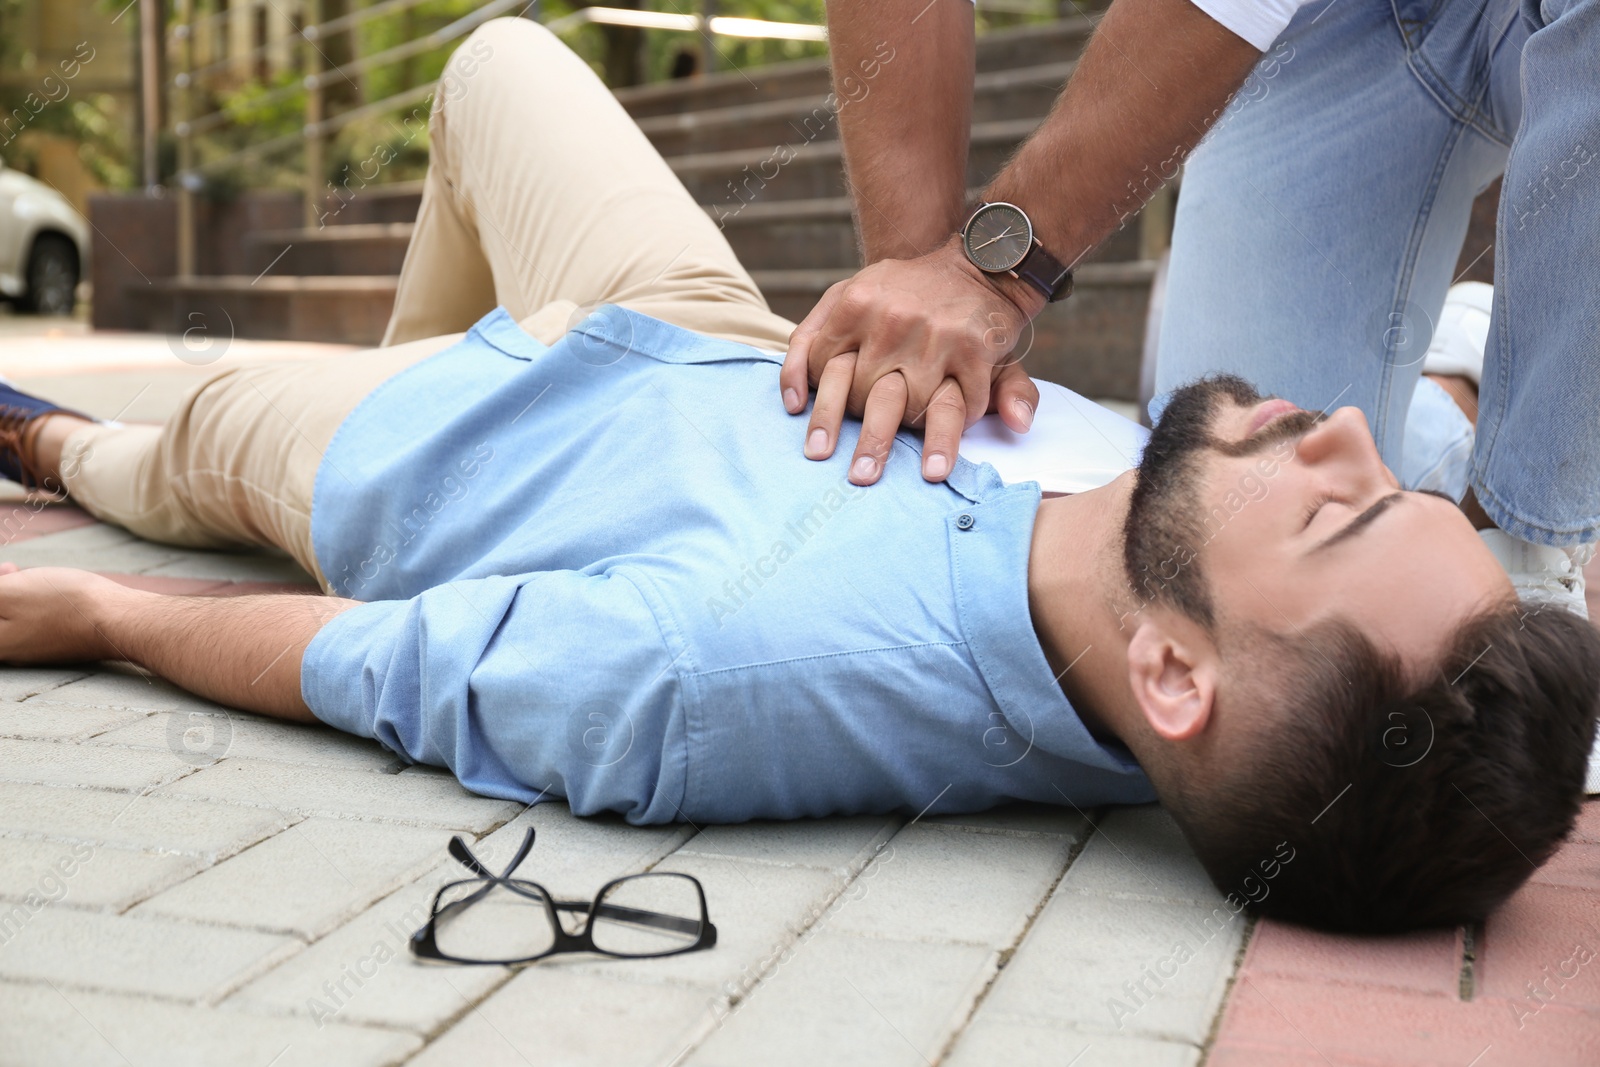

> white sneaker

[
  {"left": 1479, "top": 529, "right": 1600, "bottom": 793},
  {"left": 1423, "top": 281, "right": 1493, "bottom": 385},
  {"left": 1480, "top": 529, "right": 1596, "bottom": 619},
  {"left": 1430, "top": 288, "right": 1600, "bottom": 791}
]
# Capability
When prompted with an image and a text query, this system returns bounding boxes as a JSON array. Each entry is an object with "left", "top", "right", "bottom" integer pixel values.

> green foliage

[
  {"left": 325, "top": 108, "right": 434, "bottom": 189},
  {"left": 539, "top": 0, "right": 832, "bottom": 85},
  {"left": 61, "top": 93, "right": 137, "bottom": 189},
  {"left": 217, "top": 71, "right": 306, "bottom": 135},
  {"left": 1, "top": 0, "right": 1072, "bottom": 195},
  {"left": 0, "top": 0, "right": 137, "bottom": 187},
  {"left": 188, "top": 0, "right": 478, "bottom": 194},
  {"left": 354, "top": 0, "right": 483, "bottom": 102},
  {"left": 694, "top": 0, "right": 831, "bottom": 73}
]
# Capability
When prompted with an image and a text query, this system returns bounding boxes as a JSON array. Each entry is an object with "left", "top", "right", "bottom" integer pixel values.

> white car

[{"left": 0, "top": 162, "right": 89, "bottom": 316}]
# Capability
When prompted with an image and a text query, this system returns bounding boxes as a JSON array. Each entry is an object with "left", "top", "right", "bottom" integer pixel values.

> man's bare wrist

[{"left": 85, "top": 582, "right": 148, "bottom": 663}]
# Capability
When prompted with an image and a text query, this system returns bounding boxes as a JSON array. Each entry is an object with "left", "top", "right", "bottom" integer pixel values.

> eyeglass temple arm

[
  {"left": 440, "top": 830, "right": 708, "bottom": 942},
  {"left": 428, "top": 886, "right": 701, "bottom": 940},
  {"left": 422, "top": 857, "right": 544, "bottom": 930},
  {"left": 548, "top": 897, "right": 704, "bottom": 937},
  {"left": 448, "top": 825, "right": 536, "bottom": 881}
]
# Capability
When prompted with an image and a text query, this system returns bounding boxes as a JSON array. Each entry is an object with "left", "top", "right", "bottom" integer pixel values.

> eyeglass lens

[
  {"left": 430, "top": 872, "right": 704, "bottom": 962},
  {"left": 591, "top": 874, "right": 704, "bottom": 956},
  {"left": 433, "top": 880, "right": 556, "bottom": 962}
]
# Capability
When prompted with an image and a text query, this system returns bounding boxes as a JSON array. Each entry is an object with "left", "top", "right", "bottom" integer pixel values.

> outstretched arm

[{"left": 0, "top": 565, "right": 355, "bottom": 722}]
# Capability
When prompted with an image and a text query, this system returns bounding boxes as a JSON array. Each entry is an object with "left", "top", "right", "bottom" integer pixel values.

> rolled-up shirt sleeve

[{"left": 300, "top": 570, "right": 689, "bottom": 822}]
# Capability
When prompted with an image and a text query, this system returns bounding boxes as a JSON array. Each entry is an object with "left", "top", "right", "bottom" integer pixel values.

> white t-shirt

[
  {"left": 754, "top": 344, "right": 1147, "bottom": 492},
  {"left": 964, "top": 378, "right": 1147, "bottom": 494},
  {"left": 1183, "top": 0, "right": 1309, "bottom": 50},
  {"left": 969, "top": 0, "right": 1306, "bottom": 52}
]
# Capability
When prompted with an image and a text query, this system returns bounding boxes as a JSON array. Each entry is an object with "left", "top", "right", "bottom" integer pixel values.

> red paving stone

[
  {"left": 96, "top": 573, "right": 321, "bottom": 596},
  {"left": 1240, "top": 922, "right": 1463, "bottom": 998},
  {"left": 0, "top": 510, "right": 320, "bottom": 595},
  {"left": 0, "top": 501, "right": 97, "bottom": 544},
  {"left": 1213, "top": 805, "right": 1600, "bottom": 1064},
  {"left": 1531, "top": 842, "right": 1600, "bottom": 893},
  {"left": 1212, "top": 557, "right": 1600, "bottom": 1065},
  {"left": 1211, "top": 975, "right": 1600, "bottom": 1066},
  {"left": 97, "top": 574, "right": 233, "bottom": 596},
  {"left": 1204, "top": 1050, "right": 1334, "bottom": 1067},
  {"left": 1478, "top": 883, "right": 1600, "bottom": 1008},
  {"left": 1572, "top": 803, "right": 1600, "bottom": 845},
  {"left": 8, "top": 429, "right": 1600, "bottom": 1063}
]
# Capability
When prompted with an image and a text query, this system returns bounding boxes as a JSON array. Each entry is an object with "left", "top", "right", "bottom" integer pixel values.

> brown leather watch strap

[{"left": 1014, "top": 240, "right": 1074, "bottom": 302}]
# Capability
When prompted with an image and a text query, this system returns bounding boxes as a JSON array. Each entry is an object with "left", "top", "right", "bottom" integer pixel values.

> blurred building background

[
  {"left": 0, "top": 0, "right": 1490, "bottom": 415},
  {"left": 0, "top": 0, "right": 140, "bottom": 213},
  {"left": 0, "top": 0, "right": 1006, "bottom": 211}
]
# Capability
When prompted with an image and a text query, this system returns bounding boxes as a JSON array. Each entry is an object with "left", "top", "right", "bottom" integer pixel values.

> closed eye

[{"left": 1301, "top": 493, "right": 1336, "bottom": 529}]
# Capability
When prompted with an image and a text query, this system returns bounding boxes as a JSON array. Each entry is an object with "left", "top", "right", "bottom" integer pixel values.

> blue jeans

[{"left": 1155, "top": 0, "right": 1600, "bottom": 546}]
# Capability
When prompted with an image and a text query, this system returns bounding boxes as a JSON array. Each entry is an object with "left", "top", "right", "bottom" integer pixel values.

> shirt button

[{"left": 956, "top": 513, "right": 976, "bottom": 530}]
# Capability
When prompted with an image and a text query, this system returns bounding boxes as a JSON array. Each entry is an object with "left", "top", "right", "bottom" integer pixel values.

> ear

[{"left": 1126, "top": 616, "right": 1219, "bottom": 742}]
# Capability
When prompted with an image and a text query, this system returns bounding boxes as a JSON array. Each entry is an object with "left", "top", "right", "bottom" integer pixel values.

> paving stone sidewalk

[
  {"left": 0, "top": 331, "right": 1236, "bottom": 1065},
  {"left": 0, "top": 590, "right": 1231, "bottom": 1066},
  {"left": 0, "top": 323, "right": 1595, "bottom": 1065}
]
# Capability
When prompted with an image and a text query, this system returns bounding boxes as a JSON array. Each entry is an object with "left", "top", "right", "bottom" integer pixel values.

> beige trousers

[{"left": 63, "top": 18, "right": 794, "bottom": 589}]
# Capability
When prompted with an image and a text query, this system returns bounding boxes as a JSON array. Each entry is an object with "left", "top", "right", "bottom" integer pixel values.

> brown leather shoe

[{"left": 0, "top": 381, "right": 89, "bottom": 492}]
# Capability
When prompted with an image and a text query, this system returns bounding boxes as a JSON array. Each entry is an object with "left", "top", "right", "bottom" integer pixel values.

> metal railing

[
  {"left": 165, "top": 0, "right": 846, "bottom": 272},
  {"left": 161, "top": 0, "right": 1066, "bottom": 275},
  {"left": 544, "top": 7, "right": 824, "bottom": 39}
]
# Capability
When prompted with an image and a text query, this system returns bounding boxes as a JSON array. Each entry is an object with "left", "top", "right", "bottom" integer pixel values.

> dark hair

[{"left": 1168, "top": 605, "right": 1600, "bottom": 933}]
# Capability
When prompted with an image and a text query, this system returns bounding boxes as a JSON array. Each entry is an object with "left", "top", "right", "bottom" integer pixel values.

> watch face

[{"left": 963, "top": 203, "right": 1033, "bottom": 273}]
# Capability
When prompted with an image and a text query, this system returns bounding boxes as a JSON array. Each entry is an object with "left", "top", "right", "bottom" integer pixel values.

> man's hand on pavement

[
  {"left": 0, "top": 563, "right": 126, "bottom": 664},
  {"left": 780, "top": 236, "right": 1047, "bottom": 486},
  {"left": 0, "top": 561, "right": 345, "bottom": 721}
]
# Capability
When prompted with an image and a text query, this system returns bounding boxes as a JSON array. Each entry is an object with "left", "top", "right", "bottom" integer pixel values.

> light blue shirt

[{"left": 301, "top": 306, "right": 1155, "bottom": 823}]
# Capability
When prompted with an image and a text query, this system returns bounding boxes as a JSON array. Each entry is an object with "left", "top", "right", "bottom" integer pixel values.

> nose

[{"left": 1292, "top": 406, "right": 1398, "bottom": 490}]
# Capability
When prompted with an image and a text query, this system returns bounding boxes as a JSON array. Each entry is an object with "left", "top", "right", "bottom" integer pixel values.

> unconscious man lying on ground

[{"left": 0, "top": 18, "right": 1595, "bottom": 937}]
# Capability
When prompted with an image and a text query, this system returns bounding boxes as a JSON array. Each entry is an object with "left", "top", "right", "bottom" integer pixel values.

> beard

[{"left": 1121, "top": 375, "right": 1267, "bottom": 627}]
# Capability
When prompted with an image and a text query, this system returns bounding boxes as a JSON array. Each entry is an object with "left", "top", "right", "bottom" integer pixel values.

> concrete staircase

[{"left": 146, "top": 17, "right": 1160, "bottom": 402}]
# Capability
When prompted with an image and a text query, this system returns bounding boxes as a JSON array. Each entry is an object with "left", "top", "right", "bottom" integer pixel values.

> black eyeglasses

[{"left": 410, "top": 826, "right": 717, "bottom": 965}]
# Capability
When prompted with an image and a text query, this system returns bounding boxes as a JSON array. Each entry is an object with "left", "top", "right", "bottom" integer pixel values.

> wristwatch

[{"left": 960, "top": 201, "right": 1074, "bottom": 302}]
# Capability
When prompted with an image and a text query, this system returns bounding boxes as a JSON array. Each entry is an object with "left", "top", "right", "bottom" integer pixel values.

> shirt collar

[
  {"left": 475, "top": 303, "right": 783, "bottom": 367},
  {"left": 471, "top": 306, "right": 546, "bottom": 358},
  {"left": 946, "top": 478, "right": 1146, "bottom": 779}
]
